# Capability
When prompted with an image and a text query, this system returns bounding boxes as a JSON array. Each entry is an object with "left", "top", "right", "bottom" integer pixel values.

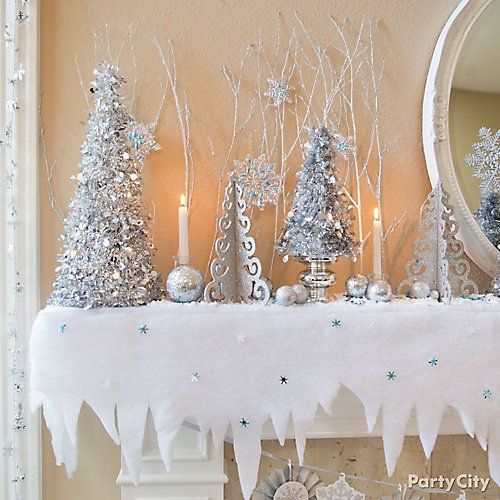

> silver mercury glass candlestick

[
  {"left": 166, "top": 257, "right": 204, "bottom": 303},
  {"left": 298, "top": 256, "right": 336, "bottom": 303}
]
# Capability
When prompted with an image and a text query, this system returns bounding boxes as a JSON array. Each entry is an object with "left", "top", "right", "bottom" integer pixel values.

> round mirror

[{"left": 423, "top": 0, "right": 499, "bottom": 277}]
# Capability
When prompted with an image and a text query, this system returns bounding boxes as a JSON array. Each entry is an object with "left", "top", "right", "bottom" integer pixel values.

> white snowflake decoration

[
  {"left": 317, "top": 474, "right": 365, "bottom": 500},
  {"left": 274, "top": 481, "right": 309, "bottom": 500},
  {"left": 265, "top": 77, "right": 294, "bottom": 107},
  {"left": 126, "top": 121, "right": 161, "bottom": 165},
  {"left": 332, "top": 132, "right": 354, "bottom": 159},
  {"left": 464, "top": 127, "right": 499, "bottom": 195},
  {"left": 233, "top": 154, "right": 281, "bottom": 209}
]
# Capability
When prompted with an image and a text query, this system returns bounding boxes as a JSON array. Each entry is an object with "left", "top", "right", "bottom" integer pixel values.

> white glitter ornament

[
  {"left": 410, "top": 280, "right": 430, "bottom": 299},
  {"left": 166, "top": 265, "right": 204, "bottom": 303},
  {"left": 367, "top": 276, "right": 392, "bottom": 302},
  {"left": 292, "top": 284, "right": 308, "bottom": 304},
  {"left": 233, "top": 154, "right": 281, "bottom": 209},
  {"left": 274, "top": 481, "right": 309, "bottom": 500},
  {"left": 317, "top": 473, "right": 365, "bottom": 500},
  {"left": 275, "top": 286, "right": 296, "bottom": 306},
  {"left": 345, "top": 274, "right": 369, "bottom": 298}
]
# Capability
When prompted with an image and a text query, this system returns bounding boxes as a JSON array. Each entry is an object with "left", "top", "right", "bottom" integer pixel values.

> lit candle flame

[
  {"left": 180, "top": 194, "right": 186, "bottom": 207},
  {"left": 374, "top": 207, "right": 379, "bottom": 221}
]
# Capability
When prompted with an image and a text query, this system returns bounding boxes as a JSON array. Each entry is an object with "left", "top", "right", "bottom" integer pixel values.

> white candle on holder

[
  {"left": 373, "top": 207, "right": 382, "bottom": 277},
  {"left": 178, "top": 194, "right": 190, "bottom": 265}
]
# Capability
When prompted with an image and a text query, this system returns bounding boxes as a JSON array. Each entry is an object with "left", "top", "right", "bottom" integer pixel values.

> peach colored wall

[{"left": 40, "top": 1, "right": 489, "bottom": 499}]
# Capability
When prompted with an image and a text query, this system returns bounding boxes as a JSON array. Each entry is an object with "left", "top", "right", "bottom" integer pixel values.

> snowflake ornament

[
  {"left": 274, "top": 481, "right": 309, "bottom": 500},
  {"left": 332, "top": 132, "right": 353, "bottom": 159},
  {"left": 317, "top": 474, "right": 365, "bottom": 500},
  {"left": 265, "top": 77, "right": 294, "bottom": 107},
  {"left": 127, "top": 121, "right": 160, "bottom": 165},
  {"left": 233, "top": 154, "right": 281, "bottom": 209},
  {"left": 464, "top": 127, "right": 499, "bottom": 195}
]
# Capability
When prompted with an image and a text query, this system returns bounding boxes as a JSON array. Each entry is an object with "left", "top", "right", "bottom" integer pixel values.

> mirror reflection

[{"left": 449, "top": 0, "right": 500, "bottom": 251}]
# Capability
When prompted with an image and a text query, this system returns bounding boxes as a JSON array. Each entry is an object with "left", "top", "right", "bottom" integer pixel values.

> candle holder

[
  {"left": 166, "top": 257, "right": 204, "bottom": 303},
  {"left": 366, "top": 274, "right": 392, "bottom": 302},
  {"left": 298, "top": 256, "right": 336, "bottom": 303}
]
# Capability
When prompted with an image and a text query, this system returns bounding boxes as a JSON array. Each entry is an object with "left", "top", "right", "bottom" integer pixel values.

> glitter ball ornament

[
  {"left": 410, "top": 280, "right": 431, "bottom": 299},
  {"left": 275, "top": 286, "right": 296, "bottom": 306},
  {"left": 48, "top": 62, "right": 163, "bottom": 308},
  {"left": 345, "top": 274, "right": 369, "bottom": 298},
  {"left": 292, "top": 284, "right": 308, "bottom": 304},
  {"left": 367, "top": 275, "right": 392, "bottom": 302},
  {"left": 167, "top": 265, "right": 204, "bottom": 303},
  {"left": 430, "top": 290, "right": 440, "bottom": 300}
]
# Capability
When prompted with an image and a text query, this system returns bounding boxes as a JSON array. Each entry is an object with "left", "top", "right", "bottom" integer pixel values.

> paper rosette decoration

[{"left": 253, "top": 465, "right": 324, "bottom": 499}]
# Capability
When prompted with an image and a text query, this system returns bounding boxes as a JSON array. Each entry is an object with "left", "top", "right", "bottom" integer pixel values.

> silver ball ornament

[
  {"left": 367, "top": 278, "right": 392, "bottom": 302},
  {"left": 345, "top": 274, "right": 369, "bottom": 298},
  {"left": 292, "top": 284, "right": 308, "bottom": 304},
  {"left": 430, "top": 290, "right": 440, "bottom": 300},
  {"left": 410, "top": 280, "right": 431, "bottom": 299},
  {"left": 166, "top": 265, "right": 204, "bottom": 303},
  {"left": 275, "top": 286, "right": 296, "bottom": 306}
]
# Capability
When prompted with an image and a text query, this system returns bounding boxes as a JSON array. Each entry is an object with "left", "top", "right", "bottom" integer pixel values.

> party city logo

[{"left": 408, "top": 474, "right": 490, "bottom": 493}]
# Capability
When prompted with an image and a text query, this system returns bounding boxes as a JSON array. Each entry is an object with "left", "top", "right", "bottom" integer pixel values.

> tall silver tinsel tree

[
  {"left": 49, "top": 63, "right": 164, "bottom": 308},
  {"left": 278, "top": 125, "right": 358, "bottom": 260}
]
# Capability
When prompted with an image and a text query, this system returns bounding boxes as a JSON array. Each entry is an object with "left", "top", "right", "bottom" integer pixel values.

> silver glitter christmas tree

[
  {"left": 277, "top": 125, "right": 358, "bottom": 261},
  {"left": 49, "top": 63, "right": 164, "bottom": 308},
  {"left": 397, "top": 182, "right": 478, "bottom": 303},
  {"left": 475, "top": 191, "right": 500, "bottom": 250},
  {"left": 204, "top": 173, "right": 270, "bottom": 304}
]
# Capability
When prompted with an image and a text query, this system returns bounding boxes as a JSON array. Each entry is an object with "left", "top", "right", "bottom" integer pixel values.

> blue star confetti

[
  {"left": 191, "top": 372, "right": 200, "bottom": 383},
  {"left": 138, "top": 324, "right": 149, "bottom": 335},
  {"left": 483, "top": 389, "right": 492, "bottom": 399},
  {"left": 428, "top": 357, "right": 438, "bottom": 367},
  {"left": 240, "top": 418, "right": 250, "bottom": 428},
  {"left": 58, "top": 324, "right": 66, "bottom": 333},
  {"left": 331, "top": 319, "right": 341, "bottom": 328},
  {"left": 386, "top": 371, "right": 396, "bottom": 381},
  {"left": 280, "top": 376, "right": 288, "bottom": 385}
]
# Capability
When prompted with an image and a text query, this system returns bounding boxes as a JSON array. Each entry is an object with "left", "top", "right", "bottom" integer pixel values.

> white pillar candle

[
  {"left": 178, "top": 194, "right": 190, "bottom": 265},
  {"left": 373, "top": 208, "right": 382, "bottom": 277}
]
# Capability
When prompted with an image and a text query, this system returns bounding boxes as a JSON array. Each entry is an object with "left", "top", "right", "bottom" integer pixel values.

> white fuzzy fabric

[{"left": 30, "top": 299, "right": 500, "bottom": 499}]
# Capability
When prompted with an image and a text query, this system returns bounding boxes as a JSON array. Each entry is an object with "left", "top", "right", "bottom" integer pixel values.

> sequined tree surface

[
  {"left": 475, "top": 191, "right": 500, "bottom": 250},
  {"left": 277, "top": 125, "right": 358, "bottom": 261},
  {"left": 49, "top": 63, "right": 164, "bottom": 308},
  {"left": 397, "top": 183, "right": 478, "bottom": 303}
]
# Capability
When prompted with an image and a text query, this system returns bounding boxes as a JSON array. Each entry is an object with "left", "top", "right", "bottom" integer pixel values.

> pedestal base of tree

[{"left": 298, "top": 256, "right": 336, "bottom": 302}]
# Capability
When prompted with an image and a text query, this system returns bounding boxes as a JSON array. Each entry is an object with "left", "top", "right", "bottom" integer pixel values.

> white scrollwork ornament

[
  {"left": 204, "top": 173, "right": 271, "bottom": 304},
  {"left": 397, "top": 182, "right": 478, "bottom": 303},
  {"left": 316, "top": 473, "right": 365, "bottom": 500}
]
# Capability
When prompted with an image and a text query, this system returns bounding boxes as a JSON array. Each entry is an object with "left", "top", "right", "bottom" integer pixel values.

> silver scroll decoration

[
  {"left": 317, "top": 473, "right": 365, "bottom": 500},
  {"left": 397, "top": 182, "right": 478, "bottom": 303},
  {"left": 253, "top": 465, "right": 324, "bottom": 500},
  {"left": 204, "top": 173, "right": 271, "bottom": 304}
]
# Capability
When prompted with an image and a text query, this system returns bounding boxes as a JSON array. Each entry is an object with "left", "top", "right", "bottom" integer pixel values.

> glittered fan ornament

[
  {"left": 204, "top": 173, "right": 271, "bottom": 304},
  {"left": 49, "top": 62, "right": 164, "bottom": 308},
  {"left": 252, "top": 465, "right": 324, "bottom": 500},
  {"left": 397, "top": 182, "right": 477, "bottom": 303},
  {"left": 316, "top": 474, "right": 365, "bottom": 500}
]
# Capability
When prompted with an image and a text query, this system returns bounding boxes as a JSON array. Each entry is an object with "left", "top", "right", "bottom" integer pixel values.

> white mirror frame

[{"left": 423, "top": 0, "right": 499, "bottom": 278}]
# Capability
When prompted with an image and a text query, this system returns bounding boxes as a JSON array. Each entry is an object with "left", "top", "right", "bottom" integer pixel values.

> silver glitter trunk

[{"left": 298, "top": 257, "right": 336, "bottom": 303}]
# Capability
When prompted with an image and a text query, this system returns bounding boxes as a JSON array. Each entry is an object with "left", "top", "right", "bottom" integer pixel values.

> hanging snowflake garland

[
  {"left": 464, "top": 127, "right": 499, "bottom": 195},
  {"left": 126, "top": 121, "right": 161, "bottom": 165},
  {"left": 317, "top": 474, "right": 365, "bottom": 500},
  {"left": 233, "top": 154, "right": 281, "bottom": 209},
  {"left": 265, "top": 77, "right": 295, "bottom": 107}
]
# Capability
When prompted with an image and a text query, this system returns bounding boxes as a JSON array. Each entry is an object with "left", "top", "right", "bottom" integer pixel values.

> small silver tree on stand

[{"left": 277, "top": 125, "right": 358, "bottom": 302}]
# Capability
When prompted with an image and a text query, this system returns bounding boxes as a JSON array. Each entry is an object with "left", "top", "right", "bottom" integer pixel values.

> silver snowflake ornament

[
  {"left": 233, "top": 154, "right": 281, "bottom": 209},
  {"left": 317, "top": 474, "right": 365, "bottom": 500},
  {"left": 127, "top": 121, "right": 160, "bottom": 165},
  {"left": 464, "top": 127, "right": 499, "bottom": 195},
  {"left": 265, "top": 77, "right": 294, "bottom": 107}
]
